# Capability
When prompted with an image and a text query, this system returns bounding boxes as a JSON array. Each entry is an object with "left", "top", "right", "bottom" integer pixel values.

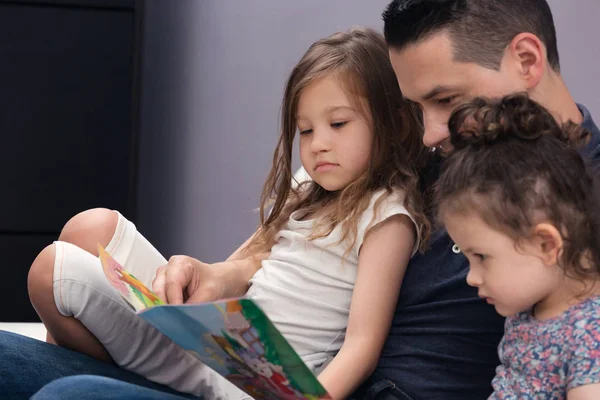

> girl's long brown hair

[{"left": 245, "top": 27, "right": 430, "bottom": 256}]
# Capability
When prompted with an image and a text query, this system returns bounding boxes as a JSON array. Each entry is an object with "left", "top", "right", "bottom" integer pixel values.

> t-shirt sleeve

[
  {"left": 353, "top": 189, "right": 419, "bottom": 258},
  {"left": 567, "top": 316, "right": 600, "bottom": 390}
]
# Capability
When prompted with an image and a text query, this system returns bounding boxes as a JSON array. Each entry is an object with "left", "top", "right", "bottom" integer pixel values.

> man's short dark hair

[{"left": 382, "top": 0, "right": 560, "bottom": 71}]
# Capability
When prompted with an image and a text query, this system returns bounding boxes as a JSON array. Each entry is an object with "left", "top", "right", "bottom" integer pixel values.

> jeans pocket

[
  {"left": 361, "top": 374, "right": 415, "bottom": 400},
  {"left": 382, "top": 385, "right": 415, "bottom": 400}
]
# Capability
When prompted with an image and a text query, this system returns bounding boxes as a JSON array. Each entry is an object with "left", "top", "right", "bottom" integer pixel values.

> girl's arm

[
  {"left": 153, "top": 231, "right": 269, "bottom": 304},
  {"left": 318, "top": 214, "right": 416, "bottom": 399},
  {"left": 211, "top": 233, "right": 270, "bottom": 298},
  {"left": 226, "top": 231, "right": 266, "bottom": 261},
  {"left": 568, "top": 384, "right": 600, "bottom": 400}
]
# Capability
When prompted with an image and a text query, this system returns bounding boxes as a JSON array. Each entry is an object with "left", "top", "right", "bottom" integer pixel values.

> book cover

[{"left": 98, "top": 244, "right": 331, "bottom": 400}]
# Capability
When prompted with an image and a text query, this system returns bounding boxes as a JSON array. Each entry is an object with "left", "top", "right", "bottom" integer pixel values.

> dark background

[{"left": 0, "top": 0, "right": 142, "bottom": 321}]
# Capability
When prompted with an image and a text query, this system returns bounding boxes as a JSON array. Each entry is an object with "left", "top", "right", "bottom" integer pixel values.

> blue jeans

[
  {"left": 31, "top": 375, "right": 406, "bottom": 400},
  {"left": 1, "top": 330, "right": 409, "bottom": 400},
  {"left": 31, "top": 375, "right": 194, "bottom": 400},
  {"left": 0, "top": 331, "right": 195, "bottom": 400}
]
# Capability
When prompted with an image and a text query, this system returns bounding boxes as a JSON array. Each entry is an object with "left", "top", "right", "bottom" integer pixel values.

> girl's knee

[
  {"left": 59, "top": 208, "right": 118, "bottom": 254},
  {"left": 28, "top": 244, "right": 56, "bottom": 308}
]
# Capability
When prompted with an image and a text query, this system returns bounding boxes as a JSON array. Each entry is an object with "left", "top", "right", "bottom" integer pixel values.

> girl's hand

[{"left": 152, "top": 256, "right": 226, "bottom": 305}]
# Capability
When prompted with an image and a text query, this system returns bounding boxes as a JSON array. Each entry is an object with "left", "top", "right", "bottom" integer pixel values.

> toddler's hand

[{"left": 152, "top": 256, "right": 225, "bottom": 305}]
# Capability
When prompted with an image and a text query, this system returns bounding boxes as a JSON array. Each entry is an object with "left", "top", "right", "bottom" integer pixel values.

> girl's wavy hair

[
  {"left": 436, "top": 93, "right": 600, "bottom": 279},
  {"left": 244, "top": 27, "right": 430, "bottom": 256}
]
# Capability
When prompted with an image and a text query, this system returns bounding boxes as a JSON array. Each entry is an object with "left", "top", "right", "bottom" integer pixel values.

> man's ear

[
  {"left": 530, "top": 223, "right": 563, "bottom": 266},
  {"left": 505, "top": 32, "right": 546, "bottom": 89}
]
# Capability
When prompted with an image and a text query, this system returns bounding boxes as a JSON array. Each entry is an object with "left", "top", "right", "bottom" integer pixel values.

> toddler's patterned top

[{"left": 490, "top": 296, "right": 600, "bottom": 399}]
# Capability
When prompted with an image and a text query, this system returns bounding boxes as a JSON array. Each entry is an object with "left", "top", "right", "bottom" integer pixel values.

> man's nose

[{"left": 422, "top": 112, "right": 450, "bottom": 149}]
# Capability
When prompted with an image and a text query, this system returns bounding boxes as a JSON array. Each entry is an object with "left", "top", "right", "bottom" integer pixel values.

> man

[
  {"left": 2, "top": 1, "right": 598, "bottom": 399},
  {"left": 354, "top": 1, "right": 599, "bottom": 399}
]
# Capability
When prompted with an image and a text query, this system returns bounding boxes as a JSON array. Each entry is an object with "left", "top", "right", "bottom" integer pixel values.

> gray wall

[
  {"left": 137, "top": 1, "right": 600, "bottom": 262},
  {"left": 547, "top": 0, "right": 600, "bottom": 119},
  {"left": 137, "top": 0, "right": 389, "bottom": 261}
]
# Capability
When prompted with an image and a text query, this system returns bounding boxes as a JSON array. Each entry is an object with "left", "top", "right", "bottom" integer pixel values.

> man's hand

[{"left": 152, "top": 256, "right": 225, "bottom": 305}]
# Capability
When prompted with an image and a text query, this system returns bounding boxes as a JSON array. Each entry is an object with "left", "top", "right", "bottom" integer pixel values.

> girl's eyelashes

[{"left": 298, "top": 121, "right": 348, "bottom": 134}]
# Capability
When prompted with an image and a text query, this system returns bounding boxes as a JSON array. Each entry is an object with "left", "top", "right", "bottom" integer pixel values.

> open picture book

[{"left": 97, "top": 244, "right": 332, "bottom": 400}]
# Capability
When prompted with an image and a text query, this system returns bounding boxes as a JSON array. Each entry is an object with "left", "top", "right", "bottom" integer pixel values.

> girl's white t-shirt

[{"left": 246, "top": 189, "right": 418, "bottom": 372}]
